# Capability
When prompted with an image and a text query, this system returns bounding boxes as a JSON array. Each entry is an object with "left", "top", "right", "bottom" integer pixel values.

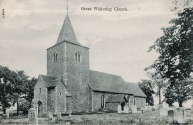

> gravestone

[
  {"left": 124, "top": 105, "right": 129, "bottom": 113},
  {"left": 159, "top": 107, "right": 167, "bottom": 116},
  {"left": 6, "top": 109, "right": 9, "bottom": 119},
  {"left": 191, "top": 104, "right": 193, "bottom": 112},
  {"left": 174, "top": 108, "right": 186, "bottom": 123},
  {"left": 28, "top": 108, "right": 38, "bottom": 125},
  {"left": 57, "top": 112, "right": 62, "bottom": 119},
  {"left": 130, "top": 105, "right": 137, "bottom": 113},
  {"left": 168, "top": 110, "right": 174, "bottom": 118},
  {"left": 117, "top": 104, "right": 122, "bottom": 113},
  {"left": 48, "top": 112, "right": 53, "bottom": 120}
]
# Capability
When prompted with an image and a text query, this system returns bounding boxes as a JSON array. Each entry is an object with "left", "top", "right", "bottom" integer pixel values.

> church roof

[
  {"left": 89, "top": 70, "right": 146, "bottom": 97},
  {"left": 40, "top": 75, "right": 58, "bottom": 87},
  {"left": 56, "top": 15, "right": 80, "bottom": 45},
  {"left": 106, "top": 94, "right": 124, "bottom": 103}
]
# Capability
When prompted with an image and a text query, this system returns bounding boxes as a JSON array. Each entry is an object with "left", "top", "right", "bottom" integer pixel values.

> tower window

[
  {"left": 75, "top": 52, "right": 81, "bottom": 63},
  {"left": 53, "top": 53, "right": 58, "bottom": 62},
  {"left": 39, "top": 88, "right": 41, "bottom": 94}
]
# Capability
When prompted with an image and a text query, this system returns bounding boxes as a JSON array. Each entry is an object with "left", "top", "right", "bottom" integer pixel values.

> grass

[{"left": 1, "top": 110, "right": 193, "bottom": 124}]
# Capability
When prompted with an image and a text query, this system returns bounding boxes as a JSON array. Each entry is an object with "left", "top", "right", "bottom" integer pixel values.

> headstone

[
  {"left": 6, "top": 109, "right": 9, "bottom": 119},
  {"left": 159, "top": 108, "right": 168, "bottom": 116},
  {"left": 191, "top": 104, "right": 193, "bottom": 112},
  {"left": 57, "top": 112, "right": 61, "bottom": 119},
  {"left": 124, "top": 105, "right": 129, "bottom": 113},
  {"left": 147, "top": 106, "right": 152, "bottom": 112},
  {"left": 131, "top": 105, "right": 137, "bottom": 113},
  {"left": 117, "top": 104, "right": 122, "bottom": 113},
  {"left": 168, "top": 110, "right": 174, "bottom": 118},
  {"left": 48, "top": 112, "right": 53, "bottom": 120},
  {"left": 174, "top": 108, "right": 186, "bottom": 123},
  {"left": 28, "top": 108, "right": 38, "bottom": 125}
]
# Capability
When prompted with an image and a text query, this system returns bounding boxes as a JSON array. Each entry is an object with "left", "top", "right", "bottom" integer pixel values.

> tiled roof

[
  {"left": 56, "top": 15, "right": 80, "bottom": 45},
  {"left": 106, "top": 94, "right": 124, "bottom": 103},
  {"left": 89, "top": 70, "right": 146, "bottom": 97},
  {"left": 40, "top": 75, "right": 58, "bottom": 87},
  {"left": 125, "top": 82, "right": 146, "bottom": 97}
]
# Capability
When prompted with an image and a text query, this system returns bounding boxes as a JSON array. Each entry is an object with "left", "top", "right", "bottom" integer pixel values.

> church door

[{"left": 38, "top": 101, "right": 43, "bottom": 117}]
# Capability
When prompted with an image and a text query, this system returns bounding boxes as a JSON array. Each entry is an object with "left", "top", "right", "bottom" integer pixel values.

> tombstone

[
  {"left": 28, "top": 108, "right": 38, "bottom": 125},
  {"left": 48, "top": 112, "right": 53, "bottom": 120},
  {"left": 174, "top": 108, "right": 186, "bottom": 123},
  {"left": 130, "top": 105, "right": 137, "bottom": 113},
  {"left": 57, "top": 112, "right": 62, "bottom": 119},
  {"left": 191, "top": 104, "right": 193, "bottom": 112},
  {"left": 142, "top": 106, "right": 145, "bottom": 113},
  {"left": 159, "top": 107, "right": 168, "bottom": 116},
  {"left": 146, "top": 106, "right": 152, "bottom": 112},
  {"left": 117, "top": 104, "right": 122, "bottom": 113},
  {"left": 124, "top": 105, "right": 129, "bottom": 113},
  {"left": 168, "top": 110, "right": 174, "bottom": 118},
  {"left": 6, "top": 109, "right": 9, "bottom": 119}
]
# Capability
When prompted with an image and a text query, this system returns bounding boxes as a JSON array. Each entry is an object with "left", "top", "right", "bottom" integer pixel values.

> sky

[{"left": 0, "top": 0, "right": 187, "bottom": 83}]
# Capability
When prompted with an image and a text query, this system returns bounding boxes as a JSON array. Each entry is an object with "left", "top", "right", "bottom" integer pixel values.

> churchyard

[{"left": 1, "top": 106, "right": 193, "bottom": 125}]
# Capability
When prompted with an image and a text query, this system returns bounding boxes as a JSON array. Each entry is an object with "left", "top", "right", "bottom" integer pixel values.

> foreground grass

[{"left": 1, "top": 110, "right": 193, "bottom": 125}]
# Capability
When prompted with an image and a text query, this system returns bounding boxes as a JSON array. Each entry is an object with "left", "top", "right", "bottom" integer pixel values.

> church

[{"left": 33, "top": 13, "right": 146, "bottom": 116}]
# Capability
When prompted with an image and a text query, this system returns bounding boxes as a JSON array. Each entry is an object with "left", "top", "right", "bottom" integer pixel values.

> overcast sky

[{"left": 0, "top": 0, "right": 183, "bottom": 83}]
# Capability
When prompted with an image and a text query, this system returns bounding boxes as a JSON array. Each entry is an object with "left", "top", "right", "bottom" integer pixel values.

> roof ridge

[{"left": 90, "top": 70, "right": 122, "bottom": 78}]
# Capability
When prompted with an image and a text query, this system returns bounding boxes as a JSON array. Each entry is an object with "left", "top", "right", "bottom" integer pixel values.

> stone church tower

[{"left": 47, "top": 15, "right": 91, "bottom": 113}]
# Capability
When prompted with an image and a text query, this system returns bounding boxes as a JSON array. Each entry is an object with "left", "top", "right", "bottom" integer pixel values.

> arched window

[
  {"left": 134, "top": 97, "right": 136, "bottom": 105},
  {"left": 101, "top": 95, "right": 105, "bottom": 108},
  {"left": 75, "top": 52, "right": 81, "bottom": 63},
  {"left": 53, "top": 53, "right": 58, "bottom": 62}
]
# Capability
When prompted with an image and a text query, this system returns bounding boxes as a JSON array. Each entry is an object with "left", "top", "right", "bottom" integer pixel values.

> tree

[
  {"left": 0, "top": 66, "right": 15, "bottom": 114},
  {"left": 173, "top": 79, "right": 193, "bottom": 107},
  {"left": 12, "top": 70, "right": 29, "bottom": 115},
  {"left": 138, "top": 80, "right": 155, "bottom": 106},
  {"left": 146, "top": 7, "right": 193, "bottom": 107},
  {"left": 23, "top": 77, "right": 37, "bottom": 108}
]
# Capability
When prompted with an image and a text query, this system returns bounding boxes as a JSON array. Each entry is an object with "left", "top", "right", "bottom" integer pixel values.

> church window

[
  {"left": 53, "top": 53, "right": 58, "bottom": 62},
  {"left": 75, "top": 52, "right": 81, "bottom": 63},
  {"left": 101, "top": 95, "right": 105, "bottom": 108},
  {"left": 134, "top": 98, "right": 136, "bottom": 105},
  {"left": 39, "top": 88, "right": 41, "bottom": 94}
]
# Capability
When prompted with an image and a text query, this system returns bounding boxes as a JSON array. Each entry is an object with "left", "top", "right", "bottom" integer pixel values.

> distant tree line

[{"left": 0, "top": 65, "right": 37, "bottom": 114}]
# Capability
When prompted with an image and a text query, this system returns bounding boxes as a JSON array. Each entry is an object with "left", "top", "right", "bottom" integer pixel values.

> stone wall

[
  {"left": 135, "top": 97, "right": 146, "bottom": 109},
  {"left": 92, "top": 92, "right": 109, "bottom": 111},
  {"left": 34, "top": 76, "right": 48, "bottom": 116},
  {"left": 47, "top": 42, "right": 65, "bottom": 79},
  {"left": 65, "top": 42, "right": 91, "bottom": 113},
  {"left": 92, "top": 92, "right": 146, "bottom": 112},
  {"left": 106, "top": 103, "right": 119, "bottom": 111},
  {"left": 56, "top": 81, "right": 66, "bottom": 114},
  {"left": 47, "top": 87, "right": 55, "bottom": 113},
  {"left": 47, "top": 41, "right": 91, "bottom": 113}
]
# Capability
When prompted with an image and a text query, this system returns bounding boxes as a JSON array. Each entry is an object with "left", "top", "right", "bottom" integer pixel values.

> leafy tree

[
  {"left": 173, "top": 79, "right": 193, "bottom": 107},
  {"left": 0, "top": 66, "right": 15, "bottom": 113},
  {"left": 138, "top": 80, "right": 155, "bottom": 106},
  {"left": 146, "top": 7, "right": 193, "bottom": 106},
  {"left": 23, "top": 77, "right": 37, "bottom": 108},
  {"left": 12, "top": 70, "right": 29, "bottom": 115}
]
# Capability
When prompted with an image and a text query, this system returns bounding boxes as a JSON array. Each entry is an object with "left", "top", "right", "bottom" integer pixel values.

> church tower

[{"left": 47, "top": 14, "right": 91, "bottom": 113}]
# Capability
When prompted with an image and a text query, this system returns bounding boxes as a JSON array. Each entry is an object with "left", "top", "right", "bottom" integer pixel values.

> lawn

[{"left": 1, "top": 110, "right": 193, "bottom": 124}]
